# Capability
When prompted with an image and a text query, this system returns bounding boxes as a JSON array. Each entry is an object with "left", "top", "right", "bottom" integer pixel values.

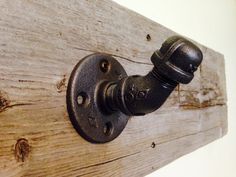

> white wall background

[{"left": 113, "top": 0, "right": 236, "bottom": 177}]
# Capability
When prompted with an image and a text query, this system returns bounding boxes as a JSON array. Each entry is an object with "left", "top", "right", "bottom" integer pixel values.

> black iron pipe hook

[
  {"left": 67, "top": 36, "right": 203, "bottom": 143},
  {"left": 102, "top": 36, "right": 203, "bottom": 116}
]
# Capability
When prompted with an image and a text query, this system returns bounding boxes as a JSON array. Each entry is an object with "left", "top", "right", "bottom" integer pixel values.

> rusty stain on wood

[
  {"left": 179, "top": 87, "right": 225, "bottom": 110},
  {"left": 180, "top": 103, "right": 225, "bottom": 110}
]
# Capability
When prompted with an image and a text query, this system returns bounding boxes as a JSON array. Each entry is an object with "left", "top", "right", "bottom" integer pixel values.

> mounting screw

[{"left": 100, "top": 59, "right": 110, "bottom": 73}]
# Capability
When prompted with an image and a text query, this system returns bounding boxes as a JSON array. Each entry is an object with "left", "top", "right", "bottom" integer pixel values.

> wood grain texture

[{"left": 0, "top": 0, "right": 227, "bottom": 176}]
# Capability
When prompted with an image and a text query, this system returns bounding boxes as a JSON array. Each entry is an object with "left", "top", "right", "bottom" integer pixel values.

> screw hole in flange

[
  {"left": 103, "top": 122, "right": 113, "bottom": 136},
  {"left": 77, "top": 92, "right": 89, "bottom": 107},
  {"left": 100, "top": 59, "right": 110, "bottom": 73}
]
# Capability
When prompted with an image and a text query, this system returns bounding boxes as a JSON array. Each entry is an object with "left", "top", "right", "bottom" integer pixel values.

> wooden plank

[{"left": 0, "top": 0, "right": 227, "bottom": 176}]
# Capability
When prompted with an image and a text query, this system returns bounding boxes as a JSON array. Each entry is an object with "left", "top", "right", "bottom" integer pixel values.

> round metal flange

[{"left": 66, "top": 53, "right": 129, "bottom": 143}]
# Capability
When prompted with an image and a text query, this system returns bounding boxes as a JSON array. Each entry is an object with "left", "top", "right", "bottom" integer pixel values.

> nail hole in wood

[
  {"left": 151, "top": 142, "right": 156, "bottom": 148},
  {"left": 146, "top": 34, "right": 151, "bottom": 41}
]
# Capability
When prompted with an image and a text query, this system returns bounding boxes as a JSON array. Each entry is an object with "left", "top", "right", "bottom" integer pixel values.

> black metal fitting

[
  {"left": 103, "top": 36, "right": 203, "bottom": 116},
  {"left": 66, "top": 36, "right": 203, "bottom": 143}
]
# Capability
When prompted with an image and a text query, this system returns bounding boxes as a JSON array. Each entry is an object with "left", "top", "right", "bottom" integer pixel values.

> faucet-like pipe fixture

[{"left": 66, "top": 36, "right": 203, "bottom": 143}]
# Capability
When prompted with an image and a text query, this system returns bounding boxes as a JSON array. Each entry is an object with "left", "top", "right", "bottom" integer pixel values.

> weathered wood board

[{"left": 0, "top": 0, "right": 227, "bottom": 176}]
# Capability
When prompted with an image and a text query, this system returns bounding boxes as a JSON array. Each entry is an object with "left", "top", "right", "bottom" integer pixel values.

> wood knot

[
  {"left": 0, "top": 91, "right": 10, "bottom": 112},
  {"left": 56, "top": 75, "right": 67, "bottom": 93},
  {"left": 15, "top": 138, "right": 30, "bottom": 162}
]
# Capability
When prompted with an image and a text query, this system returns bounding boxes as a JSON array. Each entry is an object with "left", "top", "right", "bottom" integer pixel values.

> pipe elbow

[{"left": 103, "top": 36, "right": 203, "bottom": 116}]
